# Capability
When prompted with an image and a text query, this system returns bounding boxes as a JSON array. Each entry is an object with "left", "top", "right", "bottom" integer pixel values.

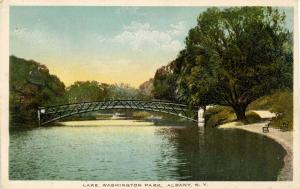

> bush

[
  {"left": 243, "top": 112, "right": 262, "bottom": 124},
  {"left": 269, "top": 91, "right": 293, "bottom": 130},
  {"left": 248, "top": 90, "right": 293, "bottom": 130},
  {"left": 132, "top": 111, "right": 152, "bottom": 119},
  {"left": 247, "top": 96, "right": 273, "bottom": 110},
  {"left": 204, "top": 106, "right": 236, "bottom": 128},
  {"left": 59, "top": 113, "right": 97, "bottom": 122},
  {"left": 205, "top": 106, "right": 263, "bottom": 127}
]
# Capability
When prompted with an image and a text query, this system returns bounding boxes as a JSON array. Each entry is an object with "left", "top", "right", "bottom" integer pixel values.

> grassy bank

[
  {"left": 205, "top": 90, "right": 293, "bottom": 130},
  {"left": 248, "top": 90, "right": 293, "bottom": 130},
  {"left": 204, "top": 106, "right": 261, "bottom": 128}
]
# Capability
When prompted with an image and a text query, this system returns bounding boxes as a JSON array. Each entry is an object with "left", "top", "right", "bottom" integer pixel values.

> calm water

[{"left": 9, "top": 120, "right": 286, "bottom": 181}]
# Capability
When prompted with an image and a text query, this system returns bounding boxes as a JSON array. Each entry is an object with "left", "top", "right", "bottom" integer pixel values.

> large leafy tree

[
  {"left": 176, "top": 7, "right": 292, "bottom": 120},
  {"left": 66, "top": 81, "right": 110, "bottom": 103},
  {"left": 152, "top": 63, "right": 178, "bottom": 101},
  {"left": 10, "top": 56, "right": 66, "bottom": 125}
]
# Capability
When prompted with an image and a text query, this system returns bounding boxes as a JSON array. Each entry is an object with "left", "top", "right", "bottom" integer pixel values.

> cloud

[
  {"left": 11, "top": 20, "right": 188, "bottom": 61},
  {"left": 169, "top": 21, "right": 187, "bottom": 36},
  {"left": 123, "top": 21, "right": 152, "bottom": 31},
  {"left": 111, "top": 21, "right": 185, "bottom": 53},
  {"left": 95, "top": 35, "right": 107, "bottom": 43},
  {"left": 11, "top": 27, "right": 66, "bottom": 49},
  {"left": 12, "top": 27, "right": 43, "bottom": 43}
]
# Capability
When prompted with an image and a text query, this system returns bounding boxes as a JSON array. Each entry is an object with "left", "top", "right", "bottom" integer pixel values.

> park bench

[
  {"left": 280, "top": 122, "right": 289, "bottom": 132},
  {"left": 262, "top": 121, "right": 289, "bottom": 133},
  {"left": 262, "top": 122, "right": 270, "bottom": 133}
]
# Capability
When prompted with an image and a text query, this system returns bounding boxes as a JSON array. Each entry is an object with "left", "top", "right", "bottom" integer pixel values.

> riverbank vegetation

[
  {"left": 248, "top": 90, "right": 293, "bottom": 130},
  {"left": 9, "top": 56, "right": 66, "bottom": 126},
  {"left": 204, "top": 106, "right": 262, "bottom": 128},
  {"left": 203, "top": 89, "right": 293, "bottom": 130},
  {"left": 9, "top": 56, "right": 148, "bottom": 127}
]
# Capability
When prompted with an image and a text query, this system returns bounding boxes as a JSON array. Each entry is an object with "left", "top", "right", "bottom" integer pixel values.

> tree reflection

[{"left": 154, "top": 127, "right": 286, "bottom": 181}]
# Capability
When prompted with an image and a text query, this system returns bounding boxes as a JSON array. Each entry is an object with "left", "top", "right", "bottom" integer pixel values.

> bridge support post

[
  {"left": 198, "top": 108, "right": 204, "bottom": 127},
  {"left": 37, "top": 109, "right": 41, "bottom": 126},
  {"left": 37, "top": 107, "right": 45, "bottom": 126}
]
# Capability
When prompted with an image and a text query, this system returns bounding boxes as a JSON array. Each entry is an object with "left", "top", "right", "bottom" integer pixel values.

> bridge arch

[{"left": 38, "top": 100, "right": 199, "bottom": 126}]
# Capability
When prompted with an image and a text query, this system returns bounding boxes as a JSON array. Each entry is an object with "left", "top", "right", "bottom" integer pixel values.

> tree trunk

[{"left": 233, "top": 105, "right": 247, "bottom": 121}]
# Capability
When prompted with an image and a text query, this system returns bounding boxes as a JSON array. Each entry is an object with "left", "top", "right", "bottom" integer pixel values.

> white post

[
  {"left": 37, "top": 109, "right": 41, "bottom": 126},
  {"left": 198, "top": 108, "right": 204, "bottom": 127},
  {"left": 38, "top": 107, "right": 45, "bottom": 126}
]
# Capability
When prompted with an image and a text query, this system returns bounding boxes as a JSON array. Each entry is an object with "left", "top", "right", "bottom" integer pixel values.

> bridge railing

[{"left": 38, "top": 100, "right": 199, "bottom": 126}]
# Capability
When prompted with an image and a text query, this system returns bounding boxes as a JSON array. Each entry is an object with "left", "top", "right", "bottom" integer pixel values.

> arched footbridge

[{"left": 38, "top": 100, "right": 204, "bottom": 126}]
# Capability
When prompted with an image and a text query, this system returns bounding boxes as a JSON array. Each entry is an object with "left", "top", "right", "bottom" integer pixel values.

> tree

[
  {"left": 152, "top": 63, "right": 177, "bottom": 101},
  {"left": 10, "top": 56, "right": 66, "bottom": 125},
  {"left": 139, "top": 78, "right": 154, "bottom": 99},
  {"left": 176, "top": 7, "right": 292, "bottom": 120},
  {"left": 66, "top": 81, "right": 110, "bottom": 103},
  {"left": 108, "top": 83, "right": 143, "bottom": 100}
]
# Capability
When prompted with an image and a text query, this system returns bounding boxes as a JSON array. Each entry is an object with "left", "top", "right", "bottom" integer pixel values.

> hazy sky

[{"left": 10, "top": 6, "right": 293, "bottom": 88}]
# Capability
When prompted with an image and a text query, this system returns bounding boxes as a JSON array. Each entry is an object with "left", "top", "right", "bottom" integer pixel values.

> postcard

[{"left": 0, "top": 0, "right": 299, "bottom": 189}]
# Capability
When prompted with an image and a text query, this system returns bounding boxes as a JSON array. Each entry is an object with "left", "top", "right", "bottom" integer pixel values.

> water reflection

[
  {"left": 155, "top": 127, "right": 286, "bottom": 181},
  {"left": 10, "top": 121, "right": 285, "bottom": 181}
]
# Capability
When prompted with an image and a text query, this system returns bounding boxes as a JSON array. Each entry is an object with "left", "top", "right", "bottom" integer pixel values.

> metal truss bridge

[{"left": 38, "top": 100, "right": 199, "bottom": 126}]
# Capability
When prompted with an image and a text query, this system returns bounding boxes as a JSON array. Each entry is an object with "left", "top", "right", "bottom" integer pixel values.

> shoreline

[
  {"left": 218, "top": 121, "right": 293, "bottom": 181},
  {"left": 58, "top": 119, "right": 155, "bottom": 126}
]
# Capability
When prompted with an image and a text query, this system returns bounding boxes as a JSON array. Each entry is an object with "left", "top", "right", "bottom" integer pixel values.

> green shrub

[
  {"left": 205, "top": 106, "right": 263, "bottom": 127},
  {"left": 248, "top": 90, "right": 293, "bottom": 130},
  {"left": 243, "top": 112, "right": 262, "bottom": 124},
  {"left": 247, "top": 95, "right": 273, "bottom": 110},
  {"left": 204, "top": 106, "right": 236, "bottom": 128},
  {"left": 59, "top": 113, "right": 97, "bottom": 121},
  {"left": 132, "top": 111, "right": 152, "bottom": 119},
  {"left": 95, "top": 114, "right": 112, "bottom": 119},
  {"left": 269, "top": 90, "right": 293, "bottom": 130}
]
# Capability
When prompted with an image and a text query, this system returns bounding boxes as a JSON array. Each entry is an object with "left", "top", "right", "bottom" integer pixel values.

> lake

[{"left": 9, "top": 119, "right": 286, "bottom": 181}]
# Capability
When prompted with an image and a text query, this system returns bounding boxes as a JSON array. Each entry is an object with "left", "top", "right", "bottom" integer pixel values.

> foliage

[
  {"left": 66, "top": 81, "right": 148, "bottom": 104},
  {"left": 152, "top": 63, "right": 178, "bottom": 101},
  {"left": 171, "top": 7, "right": 292, "bottom": 120},
  {"left": 244, "top": 112, "right": 262, "bottom": 124},
  {"left": 59, "top": 113, "right": 97, "bottom": 122},
  {"left": 139, "top": 78, "right": 154, "bottom": 99},
  {"left": 65, "top": 82, "right": 149, "bottom": 120},
  {"left": 108, "top": 83, "right": 145, "bottom": 100},
  {"left": 204, "top": 106, "right": 236, "bottom": 128},
  {"left": 9, "top": 55, "right": 150, "bottom": 125},
  {"left": 269, "top": 90, "right": 293, "bottom": 130},
  {"left": 248, "top": 90, "right": 293, "bottom": 130},
  {"left": 247, "top": 95, "right": 273, "bottom": 110},
  {"left": 204, "top": 106, "right": 262, "bottom": 127},
  {"left": 9, "top": 56, "right": 66, "bottom": 126},
  {"left": 132, "top": 111, "right": 152, "bottom": 119},
  {"left": 66, "top": 81, "right": 110, "bottom": 103}
]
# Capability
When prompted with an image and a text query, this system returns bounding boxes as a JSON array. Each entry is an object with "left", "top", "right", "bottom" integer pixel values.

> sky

[{"left": 10, "top": 6, "right": 293, "bottom": 88}]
